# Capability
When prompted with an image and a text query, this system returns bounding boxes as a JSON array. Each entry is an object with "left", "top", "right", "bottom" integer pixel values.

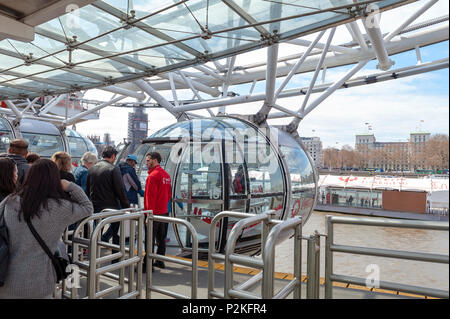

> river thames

[{"left": 273, "top": 210, "right": 449, "bottom": 291}]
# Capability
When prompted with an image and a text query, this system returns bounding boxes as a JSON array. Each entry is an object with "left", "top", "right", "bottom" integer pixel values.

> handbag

[
  {"left": 26, "top": 220, "right": 71, "bottom": 283},
  {"left": 0, "top": 203, "right": 9, "bottom": 287}
]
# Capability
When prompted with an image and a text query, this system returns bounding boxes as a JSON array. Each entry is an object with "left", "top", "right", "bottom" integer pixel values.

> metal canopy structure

[
  {"left": 0, "top": 0, "right": 448, "bottom": 133},
  {"left": 0, "top": 0, "right": 416, "bottom": 98}
]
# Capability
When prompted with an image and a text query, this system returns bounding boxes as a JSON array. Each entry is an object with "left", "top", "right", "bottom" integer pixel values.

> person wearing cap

[
  {"left": 0, "top": 139, "right": 30, "bottom": 185},
  {"left": 118, "top": 154, "right": 144, "bottom": 207}
]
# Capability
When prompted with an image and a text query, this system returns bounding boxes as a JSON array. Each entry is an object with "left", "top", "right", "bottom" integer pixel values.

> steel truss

[{"left": 1, "top": 0, "right": 448, "bottom": 134}]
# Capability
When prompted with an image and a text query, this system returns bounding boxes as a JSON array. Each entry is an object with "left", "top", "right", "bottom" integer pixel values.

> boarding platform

[{"left": 57, "top": 208, "right": 449, "bottom": 299}]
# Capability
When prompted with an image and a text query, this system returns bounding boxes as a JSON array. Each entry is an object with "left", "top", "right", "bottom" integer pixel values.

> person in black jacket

[
  {"left": 0, "top": 158, "right": 18, "bottom": 203},
  {"left": 0, "top": 139, "right": 30, "bottom": 185},
  {"left": 86, "top": 146, "right": 130, "bottom": 246}
]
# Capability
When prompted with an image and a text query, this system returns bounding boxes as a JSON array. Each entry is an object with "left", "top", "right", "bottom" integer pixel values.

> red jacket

[{"left": 144, "top": 165, "right": 172, "bottom": 215}]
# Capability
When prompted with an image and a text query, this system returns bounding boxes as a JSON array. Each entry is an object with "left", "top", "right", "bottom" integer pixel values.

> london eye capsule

[{"left": 134, "top": 116, "right": 317, "bottom": 255}]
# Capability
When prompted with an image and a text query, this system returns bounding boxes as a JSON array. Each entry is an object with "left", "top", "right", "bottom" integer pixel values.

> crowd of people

[{"left": 0, "top": 138, "right": 172, "bottom": 298}]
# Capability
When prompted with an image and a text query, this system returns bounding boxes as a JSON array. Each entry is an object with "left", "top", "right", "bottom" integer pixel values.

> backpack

[{"left": 0, "top": 200, "right": 10, "bottom": 287}]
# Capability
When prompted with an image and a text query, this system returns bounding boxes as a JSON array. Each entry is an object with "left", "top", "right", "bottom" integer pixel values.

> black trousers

[{"left": 144, "top": 213, "right": 169, "bottom": 265}]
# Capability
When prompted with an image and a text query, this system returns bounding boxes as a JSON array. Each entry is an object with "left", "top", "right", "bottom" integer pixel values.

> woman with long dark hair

[
  {"left": 0, "top": 158, "right": 18, "bottom": 202},
  {"left": 0, "top": 159, "right": 93, "bottom": 298}
]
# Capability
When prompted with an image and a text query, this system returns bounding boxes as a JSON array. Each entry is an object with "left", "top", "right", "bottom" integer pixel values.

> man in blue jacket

[{"left": 118, "top": 154, "right": 144, "bottom": 206}]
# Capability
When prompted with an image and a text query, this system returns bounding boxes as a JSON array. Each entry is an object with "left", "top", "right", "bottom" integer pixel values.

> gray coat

[{"left": 0, "top": 183, "right": 93, "bottom": 298}]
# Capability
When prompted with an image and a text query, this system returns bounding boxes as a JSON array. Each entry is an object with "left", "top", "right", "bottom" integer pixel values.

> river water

[{"left": 273, "top": 211, "right": 449, "bottom": 291}]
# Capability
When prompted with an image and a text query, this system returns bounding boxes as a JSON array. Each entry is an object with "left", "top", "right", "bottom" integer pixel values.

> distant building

[
  {"left": 300, "top": 136, "right": 323, "bottom": 167},
  {"left": 88, "top": 133, "right": 116, "bottom": 157},
  {"left": 355, "top": 132, "right": 430, "bottom": 171},
  {"left": 127, "top": 107, "right": 148, "bottom": 154}
]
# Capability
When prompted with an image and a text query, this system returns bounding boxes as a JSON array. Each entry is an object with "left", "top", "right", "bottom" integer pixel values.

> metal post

[
  {"left": 146, "top": 212, "right": 153, "bottom": 299},
  {"left": 293, "top": 221, "right": 302, "bottom": 299},
  {"left": 325, "top": 216, "right": 333, "bottom": 299},
  {"left": 307, "top": 231, "right": 320, "bottom": 299}
]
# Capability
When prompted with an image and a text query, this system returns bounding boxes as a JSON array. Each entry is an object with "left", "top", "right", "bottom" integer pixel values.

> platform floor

[{"left": 61, "top": 255, "right": 427, "bottom": 299}]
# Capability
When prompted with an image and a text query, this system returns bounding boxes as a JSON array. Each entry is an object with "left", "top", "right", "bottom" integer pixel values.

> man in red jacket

[{"left": 144, "top": 152, "right": 171, "bottom": 271}]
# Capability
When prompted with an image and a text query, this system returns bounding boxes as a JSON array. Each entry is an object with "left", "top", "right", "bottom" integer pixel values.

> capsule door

[{"left": 172, "top": 142, "right": 225, "bottom": 252}]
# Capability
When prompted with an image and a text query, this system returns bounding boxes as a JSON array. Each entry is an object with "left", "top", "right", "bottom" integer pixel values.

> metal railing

[
  {"left": 262, "top": 215, "right": 303, "bottom": 299},
  {"left": 87, "top": 211, "right": 146, "bottom": 299},
  {"left": 208, "top": 211, "right": 305, "bottom": 299},
  {"left": 325, "top": 215, "right": 449, "bottom": 299},
  {"left": 61, "top": 208, "right": 147, "bottom": 299},
  {"left": 145, "top": 213, "right": 199, "bottom": 299}
]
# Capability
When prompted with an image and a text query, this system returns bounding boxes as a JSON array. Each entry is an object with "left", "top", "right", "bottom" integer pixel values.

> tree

[{"left": 424, "top": 134, "right": 449, "bottom": 170}]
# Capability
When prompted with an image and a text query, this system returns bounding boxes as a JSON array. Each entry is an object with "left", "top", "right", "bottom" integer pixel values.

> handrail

[
  {"left": 208, "top": 211, "right": 258, "bottom": 299},
  {"left": 146, "top": 213, "right": 198, "bottom": 299},
  {"left": 262, "top": 216, "right": 302, "bottom": 299},
  {"left": 325, "top": 215, "right": 449, "bottom": 299},
  {"left": 62, "top": 208, "right": 143, "bottom": 299},
  {"left": 87, "top": 211, "right": 147, "bottom": 299},
  {"left": 225, "top": 211, "right": 277, "bottom": 299}
]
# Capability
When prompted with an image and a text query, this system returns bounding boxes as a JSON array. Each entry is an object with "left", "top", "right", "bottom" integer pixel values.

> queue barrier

[
  {"left": 208, "top": 211, "right": 306, "bottom": 299},
  {"left": 145, "top": 213, "right": 199, "bottom": 299},
  {"left": 60, "top": 208, "right": 148, "bottom": 299}
]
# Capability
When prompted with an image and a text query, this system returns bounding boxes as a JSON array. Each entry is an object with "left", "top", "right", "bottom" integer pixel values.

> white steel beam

[
  {"left": 346, "top": 22, "right": 369, "bottom": 52},
  {"left": 20, "top": 0, "right": 97, "bottom": 27},
  {"left": 4, "top": 100, "right": 22, "bottom": 119},
  {"left": 384, "top": 0, "right": 439, "bottom": 42},
  {"left": 274, "top": 30, "right": 326, "bottom": 100},
  {"left": 101, "top": 86, "right": 146, "bottom": 100},
  {"left": 0, "top": 15, "right": 34, "bottom": 42},
  {"left": 168, "top": 73, "right": 180, "bottom": 107},
  {"left": 256, "top": 43, "right": 279, "bottom": 121},
  {"left": 219, "top": 55, "right": 237, "bottom": 114},
  {"left": 40, "top": 95, "right": 66, "bottom": 115},
  {"left": 299, "top": 28, "right": 335, "bottom": 115},
  {"left": 21, "top": 97, "right": 40, "bottom": 115},
  {"left": 288, "top": 37, "right": 356, "bottom": 55},
  {"left": 134, "top": 79, "right": 182, "bottom": 119},
  {"left": 158, "top": 73, "right": 221, "bottom": 97},
  {"left": 64, "top": 95, "right": 127, "bottom": 126},
  {"left": 301, "top": 60, "right": 369, "bottom": 117},
  {"left": 363, "top": 11, "right": 394, "bottom": 71}
]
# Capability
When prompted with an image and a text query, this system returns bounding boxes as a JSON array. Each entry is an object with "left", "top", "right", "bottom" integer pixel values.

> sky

[{"left": 75, "top": 0, "right": 449, "bottom": 149}]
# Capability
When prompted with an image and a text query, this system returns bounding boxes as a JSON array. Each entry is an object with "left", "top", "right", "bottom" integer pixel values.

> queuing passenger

[
  {"left": 73, "top": 152, "right": 98, "bottom": 193},
  {"left": 232, "top": 165, "right": 245, "bottom": 194},
  {"left": 118, "top": 154, "right": 144, "bottom": 207},
  {"left": 0, "top": 159, "right": 93, "bottom": 299},
  {"left": 0, "top": 158, "right": 18, "bottom": 202},
  {"left": 51, "top": 151, "right": 75, "bottom": 183},
  {"left": 144, "top": 152, "right": 172, "bottom": 272},
  {"left": 0, "top": 139, "right": 30, "bottom": 185},
  {"left": 25, "top": 153, "right": 40, "bottom": 165},
  {"left": 86, "top": 146, "right": 129, "bottom": 248}
]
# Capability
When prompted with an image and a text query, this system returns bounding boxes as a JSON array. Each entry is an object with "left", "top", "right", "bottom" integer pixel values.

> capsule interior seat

[{"left": 134, "top": 116, "right": 317, "bottom": 255}]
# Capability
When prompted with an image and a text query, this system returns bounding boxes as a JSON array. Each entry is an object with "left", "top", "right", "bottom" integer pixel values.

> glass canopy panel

[
  {"left": 0, "top": 0, "right": 412, "bottom": 98},
  {"left": 102, "top": 0, "right": 176, "bottom": 20},
  {"left": 0, "top": 52, "right": 26, "bottom": 70},
  {"left": 10, "top": 79, "right": 65, "bottom": 92},
  {"left": 39, "top": 70, "right": 99, "bottom": 85},
  {"left": 75, "top": 60, "right": 138, "bottom": 77},
  {"left": 0, "top": 86, "right": 35, "bottom": 98},
  {"left": 37, "top": 5, "right": 123, "bottom": 44}
]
